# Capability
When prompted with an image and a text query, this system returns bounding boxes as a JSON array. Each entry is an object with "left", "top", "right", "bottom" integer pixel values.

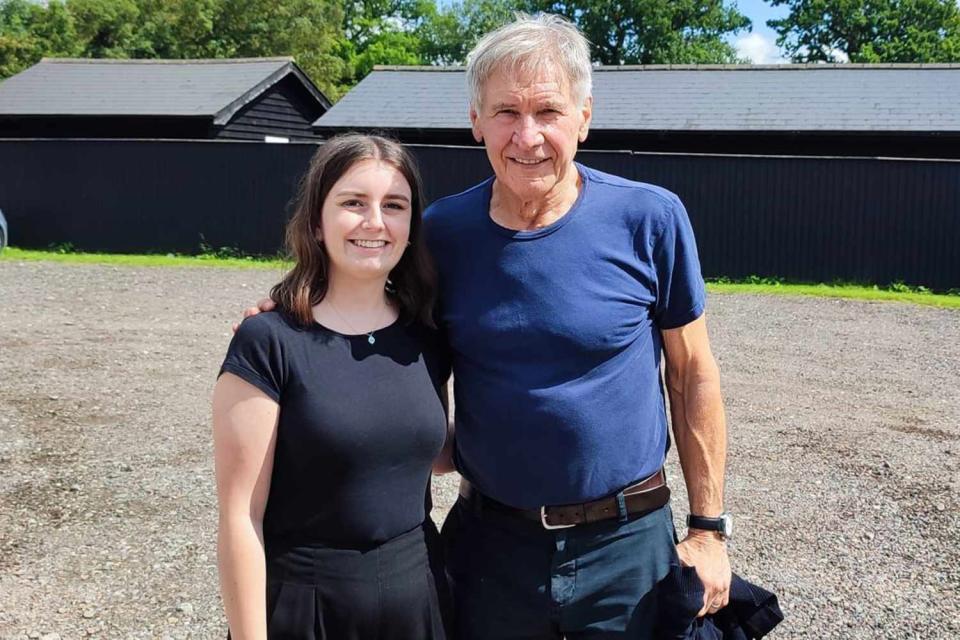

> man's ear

[
  {"left": 578, "top": 95, "right": 593, "bottom": 143},
  {"left": 470, "top": 106, "right": 483, "bottom": 143}
]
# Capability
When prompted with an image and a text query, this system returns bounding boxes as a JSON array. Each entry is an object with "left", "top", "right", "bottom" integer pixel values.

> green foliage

[
  {"left": 69, "top": 0, "right": 143, "bottom": 58},
  {"left": 525, "top": 0, "right": 751, "bottom": 64},
  {"left": 333, "top": 0, "right": 429, "bottom": 92},
  {"left": 416, "top": 0, "right": 520, "bottom": 64},
  {"left": 198, "top": 233, "right": 249, "bottom": 260},
  {"left": 414, "top": 0, "right": 750, "bottom": 65},
  {"left": 887, "top": 280, "right": 933, "bottom": 295},
  {"left": 768, "top": 0, "right": 960, "bottom": 63},
  {"left": 0, "top": 0, "right": 346, "bottom": 98},
  {"left": 48, "top": 241, "right": 76, "bottom": 253},
  {"left": 0, "top": 0, "right": 79, "bottom": 77},
  {"left": 1, "top": 0, "right": 751, "bottom": 91}
]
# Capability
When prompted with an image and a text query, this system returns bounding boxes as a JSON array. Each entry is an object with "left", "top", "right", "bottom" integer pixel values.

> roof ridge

[
  {"left": 372, "top": 63, "right": 960, "bottom": 72},
  {"left": 40, "top": 57, "right": 294, "bottom": 65}
]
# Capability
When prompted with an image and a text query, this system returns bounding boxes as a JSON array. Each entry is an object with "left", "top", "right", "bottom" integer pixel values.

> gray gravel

[{"left": 0, "top": 261, "right": 958, "bottom": 639}]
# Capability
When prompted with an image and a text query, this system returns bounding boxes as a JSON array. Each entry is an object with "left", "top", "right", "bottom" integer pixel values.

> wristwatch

[{"left": 687, "top": 512, "right": 733, "bottom": 540}]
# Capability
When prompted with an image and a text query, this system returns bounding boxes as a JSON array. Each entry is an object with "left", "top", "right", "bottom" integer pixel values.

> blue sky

[{"left": 727, "top": 0, "right": 791, "bottom": 63}]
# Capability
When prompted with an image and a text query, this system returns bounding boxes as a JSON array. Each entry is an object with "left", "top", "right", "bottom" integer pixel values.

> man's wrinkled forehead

[{"left": 479, "top": 58, "right": 575, "bottom": 106}]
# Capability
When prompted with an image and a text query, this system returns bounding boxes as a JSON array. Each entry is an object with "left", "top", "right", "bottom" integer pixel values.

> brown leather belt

[{"left": 458, "top": 469, "right": 670, "bottom": 530}]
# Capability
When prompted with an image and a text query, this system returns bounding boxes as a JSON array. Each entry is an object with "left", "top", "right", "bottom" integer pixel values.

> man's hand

[
  {"left": 676, "top": 531, "right": 732, "bottom": 617},
  {"left": 232, "top": 298, "right": 276, "bottom": 333}
]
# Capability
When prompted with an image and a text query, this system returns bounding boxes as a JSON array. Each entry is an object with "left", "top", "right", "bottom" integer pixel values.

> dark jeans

[{"left": 441, "top": 497, "right": 678, "bottom": 639}]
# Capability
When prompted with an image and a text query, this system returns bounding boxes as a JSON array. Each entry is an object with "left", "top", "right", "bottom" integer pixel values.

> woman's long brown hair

[{"left": 270, "top": 134, "right": 436, "bottom": 327}]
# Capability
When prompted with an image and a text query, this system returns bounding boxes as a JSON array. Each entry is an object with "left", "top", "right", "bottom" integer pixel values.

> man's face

[{"left": 470, "top": 64, "right": 592, "bottom": 203}]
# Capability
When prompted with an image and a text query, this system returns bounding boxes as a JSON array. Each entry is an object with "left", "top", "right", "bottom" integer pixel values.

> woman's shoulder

[{"left": 233, "top": 309, "right": 304, "bottom": 344}]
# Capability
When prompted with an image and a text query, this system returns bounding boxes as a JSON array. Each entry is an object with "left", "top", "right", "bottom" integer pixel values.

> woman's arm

[{"left": 213, "top": 373, "right": 279, "bottom": 640}]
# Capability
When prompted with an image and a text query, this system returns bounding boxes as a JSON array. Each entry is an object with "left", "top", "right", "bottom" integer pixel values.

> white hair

[{"left": 465, "top": 13, "right": 593, "bottom": 109}]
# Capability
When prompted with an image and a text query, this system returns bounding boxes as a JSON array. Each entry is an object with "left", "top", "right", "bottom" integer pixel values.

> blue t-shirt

[{"left": 424, "top": 163, "right": 705, "bottom": 509}]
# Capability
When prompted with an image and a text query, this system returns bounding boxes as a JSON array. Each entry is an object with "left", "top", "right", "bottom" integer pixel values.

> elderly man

[
  {"left": 425, "top": 14, "right": 732, "bottom": 640},
  {"left": 241, "top": 13, "right": 732, "bottom": 638}
]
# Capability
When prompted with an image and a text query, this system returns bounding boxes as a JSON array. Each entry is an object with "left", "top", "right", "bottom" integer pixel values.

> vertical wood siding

[{"left": 1, "top": 140, "right": 957, "bottom": 289}]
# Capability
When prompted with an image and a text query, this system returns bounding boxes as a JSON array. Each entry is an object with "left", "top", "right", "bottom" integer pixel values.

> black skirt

[{"left": 253, "top": 521, "right": 450, "bottom": 640}]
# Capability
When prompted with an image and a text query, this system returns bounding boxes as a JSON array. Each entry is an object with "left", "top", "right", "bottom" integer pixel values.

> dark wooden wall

[
  {"left": 0, "top": 116, "right": 211, "bottom": 139},
  {"left": 2, "top": 139, "right": 958, "bottom": 290},
  {"left": 216, "top": 76, "right": 324, "bottom": 142},
  {"left": 321, "top": 128, "right": 960, "bottom": 160}
]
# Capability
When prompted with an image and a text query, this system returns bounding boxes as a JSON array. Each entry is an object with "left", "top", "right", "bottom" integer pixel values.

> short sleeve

[
  {"left": 219, "top": 314, "right": 286, "bottom": 402},
  {"left": 652, "top": 197, "right": 706, "bottom": 329},
  {"left": 418, "top": 322, "right": 452, "bottom": 389}
]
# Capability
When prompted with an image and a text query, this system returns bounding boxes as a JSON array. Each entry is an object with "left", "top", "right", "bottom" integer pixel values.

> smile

[
  {"left": 350, "top": 240, "right": 388, "bottom": 248},
  {"left": 511, "top": 157, "right": 548, "bottom": 165}
]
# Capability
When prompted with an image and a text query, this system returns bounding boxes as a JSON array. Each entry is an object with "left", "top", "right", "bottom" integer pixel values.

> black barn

[
  {"left": 314, "top": 64, "right": 960, "bottom": 159},
  {"left": 0, "top": 57, "right": 331, "bottom": 141}
]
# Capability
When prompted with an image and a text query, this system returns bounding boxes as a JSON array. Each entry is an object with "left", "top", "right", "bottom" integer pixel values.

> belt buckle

[{"left": 540, "top": 506, "right": 576, "bottom": 530}]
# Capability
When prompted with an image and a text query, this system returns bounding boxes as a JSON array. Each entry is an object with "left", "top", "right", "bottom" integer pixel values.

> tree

[
  {"left": 768, "top": 0, "right": 960, "bottom": 62},
  {"left": 529, "top": 0, "right": 751, "bottom": 64},
  {"left": 0, "top": 0, "right": 78, "bottom": 78},
  {"left": 209, "top": 0, "right": 346, "bottom": 97},
  {"left": 414, "top": 0, "right": 751, "bottom": 65},
  {"left": 332, "top": 0, "right": 428, "bottom": 92},
  {"left": 416, "top": 0, "right": 519, "bottom": 64},
  {"left": 0, "top": 0, "right": 346, "bottom": 97},
  {"left": 69, "top": 0, "right": 144, "bottom": 58}
]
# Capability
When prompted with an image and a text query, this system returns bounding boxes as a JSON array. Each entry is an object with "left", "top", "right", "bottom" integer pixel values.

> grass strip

[
  {"left": 708, "top": 281, "right": 960, "bottom": 309},
  {"left": 0, "top": 247, "right": 289, "bottom": 270},
  {"left": 3, "top": 247, "right": 958, "bottom": 309}
]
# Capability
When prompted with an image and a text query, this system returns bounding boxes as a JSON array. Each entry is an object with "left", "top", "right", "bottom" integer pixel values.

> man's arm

[{"left": 661, "top": 313, "right": 731, "bottom": 616}]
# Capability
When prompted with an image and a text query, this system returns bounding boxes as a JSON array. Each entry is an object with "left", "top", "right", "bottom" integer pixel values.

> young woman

[{"left": 212, "top": 134, "right": 451, "bottom": 639}]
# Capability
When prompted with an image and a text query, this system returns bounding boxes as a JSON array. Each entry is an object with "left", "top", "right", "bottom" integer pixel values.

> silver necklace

[{"left": 327, "top": 298, "right": 390, "bottom": 345}]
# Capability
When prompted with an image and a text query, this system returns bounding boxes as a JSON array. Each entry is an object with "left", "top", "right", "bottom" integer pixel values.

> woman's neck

[{"left": 313, "top": 275, "right": 397, "bottom": 333}]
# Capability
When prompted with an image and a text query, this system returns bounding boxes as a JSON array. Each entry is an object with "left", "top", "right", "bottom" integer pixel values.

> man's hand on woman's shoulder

[{"left": 232, "top": 297, "right": 277, "bottom": 333}]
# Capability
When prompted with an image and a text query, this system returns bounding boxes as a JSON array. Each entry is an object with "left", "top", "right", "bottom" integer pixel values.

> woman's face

[{"left": 317, "top": 159, "right": 413, "bottom": 285}]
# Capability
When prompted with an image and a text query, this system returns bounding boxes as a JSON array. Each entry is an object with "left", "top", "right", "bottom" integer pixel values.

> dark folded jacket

[{"left": 655, "top": 564, "right": 784, "bottom": 639}]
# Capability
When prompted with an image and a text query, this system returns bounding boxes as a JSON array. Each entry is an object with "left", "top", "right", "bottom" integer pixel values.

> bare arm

[
  {"left": 661, "top": 313, "right": 731, "bottom": 615},
  {"left": 663, "top": 314, "right": 726, "bottom": 517},
  {"left": 212, "top": 373, "right": 279, "bottom": 640}
]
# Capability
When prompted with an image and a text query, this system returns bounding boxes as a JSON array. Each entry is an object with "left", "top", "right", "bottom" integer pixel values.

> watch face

[{"left": 721, "top": 514, "right": 733, "bottom": 539}]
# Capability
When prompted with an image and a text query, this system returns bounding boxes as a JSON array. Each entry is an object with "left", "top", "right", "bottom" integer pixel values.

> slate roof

[
  {"left": 0, "top": 58, "right": 331, "bottom": 123},
  {"left": 315, "top": 64, "right": 960, "bottom": 133}
]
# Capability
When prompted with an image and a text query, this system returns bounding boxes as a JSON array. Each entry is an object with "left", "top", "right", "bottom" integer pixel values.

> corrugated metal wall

[{"left": 1, "top": 139, "right": 958, "bottom": 289}]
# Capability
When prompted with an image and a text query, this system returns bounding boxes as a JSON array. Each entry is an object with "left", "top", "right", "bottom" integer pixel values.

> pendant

[{"left": 367, "top": 334, "right": 376, "bottom": 345}]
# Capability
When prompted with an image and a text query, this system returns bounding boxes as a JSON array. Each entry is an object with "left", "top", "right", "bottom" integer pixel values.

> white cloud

[{"left": 734, "top": 32, "right": 788, "bottom": 64}]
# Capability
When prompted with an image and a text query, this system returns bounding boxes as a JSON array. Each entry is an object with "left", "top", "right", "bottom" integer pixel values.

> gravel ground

[{"left": 0, "top": 261, "right": 957, "bottom": 639}]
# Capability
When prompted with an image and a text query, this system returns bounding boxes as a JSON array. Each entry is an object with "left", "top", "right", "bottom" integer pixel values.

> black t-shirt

[{"left": 219, "top": 310, "right": 450, "bottom": 548}]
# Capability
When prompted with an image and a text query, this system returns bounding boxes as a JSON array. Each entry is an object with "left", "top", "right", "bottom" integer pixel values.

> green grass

[
  {"left": 2, "top": 247, "right": 958, "bottom": 309},
  {"left": 707, "top": 278, "right": 960, "bottom": 309},
  {"left": 0, "top": 247, "right": 289, "bottom": 270}
]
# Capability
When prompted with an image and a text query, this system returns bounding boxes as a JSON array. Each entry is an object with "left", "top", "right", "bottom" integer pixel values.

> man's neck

[{"left": 490, "top": 168, "right": 582, "bottom": 231}]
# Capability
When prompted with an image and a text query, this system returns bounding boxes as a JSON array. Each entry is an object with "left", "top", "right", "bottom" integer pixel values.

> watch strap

[
  {"left": 687, "top": 514, "right": 724, "bottom": 531},
  {"left": 687, "top": 512, "right": 732, "bottom": 539}
]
